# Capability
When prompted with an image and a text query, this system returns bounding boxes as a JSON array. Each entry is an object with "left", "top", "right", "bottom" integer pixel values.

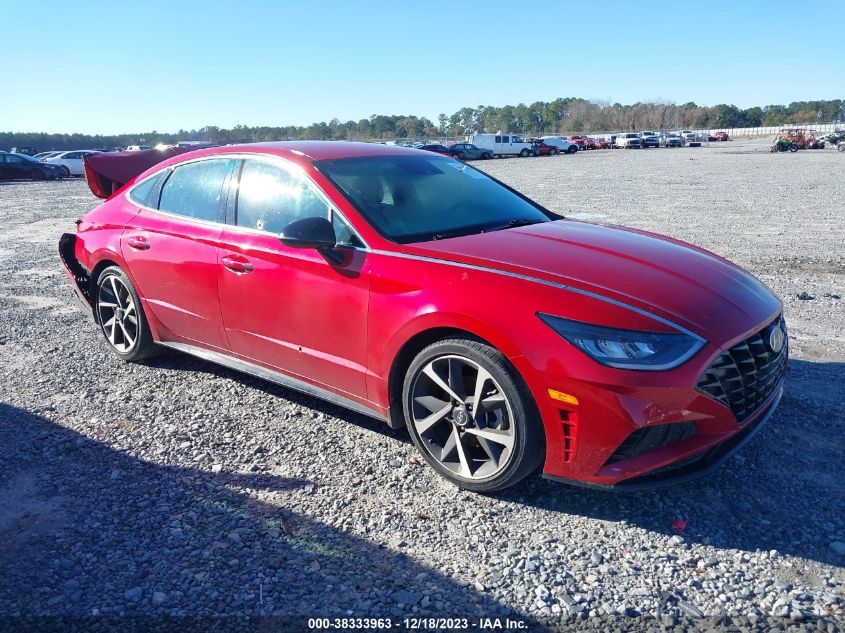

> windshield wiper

[{"left": 482, "top": 218, "right": 544, "bottom": 233}]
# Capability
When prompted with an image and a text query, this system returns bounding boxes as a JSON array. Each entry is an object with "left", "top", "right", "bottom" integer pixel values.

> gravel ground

[{"left": 0, "top": 139, "right": 843, "bottom": 631}]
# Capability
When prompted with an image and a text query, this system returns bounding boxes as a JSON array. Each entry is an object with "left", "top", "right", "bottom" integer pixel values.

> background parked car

[
  {"left": 45, "top": 150, "right": 102, "bottom": 177},
  {"left": 709, "top": 131, "right": 729, "bottom": 141},
  {"left": 660, "top": 133, "right": 683, "bottom": 147},
  {"left": 639, "top": 131, "right": 660, "bottom": 147},
  {"left": 33, "top": 151, "right": 62, "bottom": 161},
  {"left": 448, "top": 143, "right": 494, "bottom": 160},
  {"left": 528, "top": 140, "right": 558, "bottom": 156},
  {"left": 419, "top": 144, "right": 459, "bottom": 158},
  {"left": 566, "top": 135, "right": 588, "bottom": 150},
  {"left": 10, "top": 146, "right": 37, "bottom": 156},
  {"left": 538, "top": 136, "right": 578, "bottom": 153},
  {"left": 470, "top": 134, "right": 534, "bottom": 157},
  {"left": 615, "top": 133, "right": 643, "bottom": 148},
  {"left": 0, "top": 152, "right": 66, "bottom": 180}
]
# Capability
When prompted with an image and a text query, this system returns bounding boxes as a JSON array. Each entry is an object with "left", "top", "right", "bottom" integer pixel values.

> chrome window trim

[
  {"left": 370, "top": 249, "right": 706, "bottom": 342},
  {"left": 125, "top": 152, "right": 369, "bottom": 250}
]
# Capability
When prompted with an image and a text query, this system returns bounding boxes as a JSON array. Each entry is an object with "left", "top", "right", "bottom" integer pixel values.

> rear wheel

[
  {"left": 95, "top": 266, "right": 157, "bottom": 361},
  {"left": 403, "top": 338, "right": 544, "bottom": 492},
  {"left": 61, "top": 166, "right": 71, "bottom": 178},
  {"left": 549, "top": 148, "right": 558, "bottom": 155}
]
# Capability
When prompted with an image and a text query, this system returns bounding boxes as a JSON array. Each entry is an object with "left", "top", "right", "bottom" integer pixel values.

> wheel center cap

[
  {"left": 115, "top": 308, "right": 124, "bottom": 323},
  {"left": 452, "top": 407, "right": 470, "bottom": 427}
]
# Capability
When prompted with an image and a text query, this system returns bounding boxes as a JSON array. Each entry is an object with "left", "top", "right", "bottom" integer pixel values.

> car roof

[
  {"left": 131, "top": 141, "right": 437, "bottom": 183},
  {"left": 166, "top": 141, "right": 427, "bottom": 165}
]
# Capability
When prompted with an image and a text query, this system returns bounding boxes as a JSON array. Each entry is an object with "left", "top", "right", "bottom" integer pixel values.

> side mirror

[{"left": 279, "top": 217, "right": 336, "bottom": 250}]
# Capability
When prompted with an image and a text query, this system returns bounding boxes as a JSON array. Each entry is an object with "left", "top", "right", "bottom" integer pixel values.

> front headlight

[{"left": 538, "top": 314, "right": 705, "bottom": 371}]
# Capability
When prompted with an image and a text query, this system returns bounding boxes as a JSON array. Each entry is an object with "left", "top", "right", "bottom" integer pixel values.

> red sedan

[{"left": 60, "top": 142, "right": 786, "bottom": 492}]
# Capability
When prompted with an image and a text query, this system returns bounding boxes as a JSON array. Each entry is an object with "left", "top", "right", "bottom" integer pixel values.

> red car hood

[{"left": 402, "top": 219, "right": 781, "bottom": 342}]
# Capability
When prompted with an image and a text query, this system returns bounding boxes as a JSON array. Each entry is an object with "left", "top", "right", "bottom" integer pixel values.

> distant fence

[
  {"left": 374, "top": 121, "right": 844, "bottom": 145},
  {"left": 695, "top": 122, "right": 843, "bottom": 138}
]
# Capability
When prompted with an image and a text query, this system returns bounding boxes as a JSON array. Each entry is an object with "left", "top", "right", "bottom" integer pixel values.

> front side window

[
  {"left": 63, "top": 152, "right": 82, "bottom": 160},
  {"left": 236, "top": 160, "right": 329, "bottom": 234},
  {"left": 318, "top": 154, "right": 552, "bottom": 244},
  {"left": 158, "top": 159, "right": 233, "bottom": 222}
]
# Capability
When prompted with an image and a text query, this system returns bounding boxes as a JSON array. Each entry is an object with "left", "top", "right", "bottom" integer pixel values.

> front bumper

[
  {"left": 521, "top": 315, "right": 786, "bottom": 489},
  {"left": 543, "top": 387, "right": 781, "bottom": 490}
]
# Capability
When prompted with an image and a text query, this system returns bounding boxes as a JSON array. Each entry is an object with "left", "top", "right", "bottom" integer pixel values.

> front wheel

[
  {"left": 520, "top": 148, "right": 531, "bottom": 157},
  {"left": 788, "top": 143, "right": 798, "bottom": 152},
  {"left": 567, "top": 146, "right": 577, "bottom": 154},
  {"left": 30, "top": 169, "right": 45, "bottom": 181},
  {"left": 402, "top": 338, "right": 544, "bottom": 492},
  {"left": 549, "top": 148, "right": 558, "bottom": 155},
  {"left": 95, "top": 266, "right": 158, "bottom": 361}
]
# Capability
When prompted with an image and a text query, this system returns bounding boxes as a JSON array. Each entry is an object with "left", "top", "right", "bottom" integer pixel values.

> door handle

[
  {"left": 221, "top": 254, "right": 254, "bottom": 274},
  {"left": 126, "top": 235, "right": 150, "bottom": 250}
]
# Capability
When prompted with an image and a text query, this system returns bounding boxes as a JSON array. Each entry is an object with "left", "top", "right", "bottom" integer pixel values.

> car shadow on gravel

[
  {"left": 132, "top": 350, "right": 844, "bottom": 571},
  {"left": 502, "top": 359, "right": 845, "bottom": 569},
  {"left": 0, "top": 403, "right": 535, "bottom": 624},
  {"left": 141, "top": 351, "right": 401, "bottom": 440}
]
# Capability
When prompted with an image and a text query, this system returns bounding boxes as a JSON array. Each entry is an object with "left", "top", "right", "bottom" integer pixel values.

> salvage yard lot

[{"left": 0, "top": 139, "right": 843, "bottom": 627}]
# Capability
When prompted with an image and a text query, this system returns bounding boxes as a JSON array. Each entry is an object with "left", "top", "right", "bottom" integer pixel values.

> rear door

[
  {"left": 216, "top": 157, "right": 371, "bottom": 398},
  {"left": 121, "top": 158, "right": 236, "bottom": 351}
]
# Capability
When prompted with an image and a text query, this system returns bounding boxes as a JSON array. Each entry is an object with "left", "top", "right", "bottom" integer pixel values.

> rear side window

[
  {"left": 127, "top": 175, "right": 159, "bottom": 207},
  {"left": 501, "top": 136, "right": 509, "bottom": 143},
  {"left": 158, "top": 159, "right": 233, "bottom": 222},
  {"left": 495, "top": 136, "right": 501, "bottom": 143},
  {"left": 236, "top": 160, "right": 329, "bottom": 234}
]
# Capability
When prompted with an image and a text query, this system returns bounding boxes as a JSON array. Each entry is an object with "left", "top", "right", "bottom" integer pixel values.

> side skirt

[{"left": 158, "top": 341, "right": 388, "bottom": 423}]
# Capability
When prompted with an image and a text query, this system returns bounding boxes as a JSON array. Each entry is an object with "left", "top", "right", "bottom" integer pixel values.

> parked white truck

[{"left": 469, "top": 134, "right": 534, "bottom": 157}]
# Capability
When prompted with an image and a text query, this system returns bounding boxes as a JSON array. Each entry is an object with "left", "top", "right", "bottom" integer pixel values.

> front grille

[
  {"left": 605, "top": 421, "right": 698, "bottom": 465},
  {"left": 696, "top": 315, "right": 787, "bottom": 424}
]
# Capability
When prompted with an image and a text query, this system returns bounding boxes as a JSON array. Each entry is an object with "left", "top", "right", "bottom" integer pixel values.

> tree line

[{"left": 2, "top": 98, "right": 841, "bottom": 151}]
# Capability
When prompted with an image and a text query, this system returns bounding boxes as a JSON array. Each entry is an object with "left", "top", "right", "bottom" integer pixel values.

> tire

[
  {"left": 788, "top": 143, "right": 798, "bottom": 153},
  {"left": 549, "top": 148, "right": 558, "bottom": 155},
  {"left": 61, "top": 166, "right": 71, "bottom": 178},
  {"left": 95, "top": 266, "right": 158, "bottom": 362},
  {"left": 30, "top": 169, "right": 45, "bottom": 181},
  {"left": 567, "top": 146, "right": 577, "bottom": 154},
  {"left": 520, "top": 148, "right": 531, "bottom": 157},
  {"left": 402, "top": 337, "right": 545, "bottom": 492},
  {"left": 482, "top": 153, "right": 492, "bottom": 160}
]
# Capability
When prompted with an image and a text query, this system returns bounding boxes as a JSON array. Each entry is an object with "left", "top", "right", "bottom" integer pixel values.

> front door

[
  {"left": 121, "top": 157, "right": 236, "bottom": 351},
  {"left": 216, "top": 158, "right": 370, "bottom": 399}
]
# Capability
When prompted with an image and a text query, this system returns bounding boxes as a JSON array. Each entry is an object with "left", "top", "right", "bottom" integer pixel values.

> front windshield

[{"left": 317, "top": 154, "right": 553, "bottom": 244}]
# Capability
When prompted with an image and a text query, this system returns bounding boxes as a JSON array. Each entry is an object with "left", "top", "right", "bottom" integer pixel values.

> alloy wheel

[
  {"left": 97, "top": 274, "right": 139, "bottom": 353},
  {"left": 409, "top": 354, "right": 515, "bottom": 480}
]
